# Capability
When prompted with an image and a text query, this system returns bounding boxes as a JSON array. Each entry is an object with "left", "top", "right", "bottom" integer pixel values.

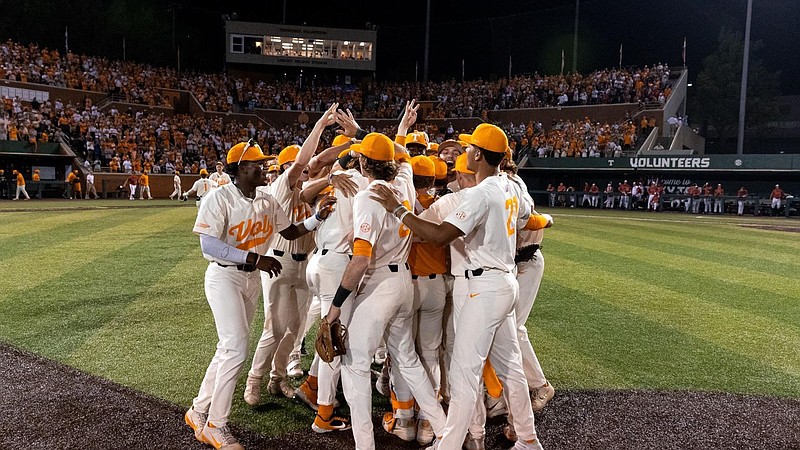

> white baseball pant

[
  {"left": 139, "top": 185, "right": 152, "bottom": 199},
  {"left": 193, "top": 264, "right": 261, "bottom": 425},
  {"left": 249, "top": 250, "right": 310, "bottom": 381},
  {"left": 341, "top": 265, "right": 446, "bottom": 450},
  {"left": 439, "top": 274, "right": 455, "bottom": 401},
  {"left": 306, "top": 250, "right": 353, "bottom": 405},
  {"left": 437, "top": 270, "right": 539, "bottom": 450},
  {"left": 515, "top": 251, "right": 547, "bottom": 388},
  {"left": 738, "top": 200, "right": 745, "bottom": 215}
]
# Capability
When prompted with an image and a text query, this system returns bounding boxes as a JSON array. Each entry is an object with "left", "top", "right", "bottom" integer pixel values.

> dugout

[
  {"left": 0, "top": 141, "right": 74, "bottom": 199},
  {"left": 519, "top": 154, "right": 800, "bottom": 216}
]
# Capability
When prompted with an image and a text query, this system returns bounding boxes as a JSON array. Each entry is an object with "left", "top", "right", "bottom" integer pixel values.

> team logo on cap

[
  {"left": 360, "top": 223, "right": 372, "bottom": 233},
  {"left": 455, "top": 211, "right": 467, "bottom": 220}
]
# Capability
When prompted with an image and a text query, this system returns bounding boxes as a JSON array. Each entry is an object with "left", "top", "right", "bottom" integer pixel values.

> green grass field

[{"left": 1, "top": 199, "right": 799, "bottom": 436}]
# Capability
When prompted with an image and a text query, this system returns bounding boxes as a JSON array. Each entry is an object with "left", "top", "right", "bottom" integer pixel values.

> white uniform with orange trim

[
  {"left": 305, "top": 169, "right": 369, "bottom": 407},
  {"left": 341, "top": 163, "right": 446, "bottom": 450},
  {"left": 249, "top": 171, "right": 315, "bottom": 383},
  {"left": 436, "top": 173, "right": 542, "bottom": 450},
  {"left": 187, "top": 177, "right": 218, "bottom": 207},
  {"left": 511, "top": 174, "right": 548, "bottom": 389},
  {"left": 191, "top": 184, "right": 290, "bottom": 426},
  {"left": 209, "top": 171, "right": 232, "bottom": 187}
]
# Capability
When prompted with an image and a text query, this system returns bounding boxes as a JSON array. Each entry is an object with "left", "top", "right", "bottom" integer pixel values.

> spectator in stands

[
  {"left": 770, "top": 184, "right": 785, "bottom": 215},
  {"left": 737, "top": 186, "right": 748, "bottom": 216}
]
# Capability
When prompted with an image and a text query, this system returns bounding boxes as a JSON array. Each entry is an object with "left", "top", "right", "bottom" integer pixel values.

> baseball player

[
  {"left": 66, "top": 169, "right": 77, "bottom": 199},
  {"left": 210, "top": 161, "right": 232, "bottom": 187},
  {"left": 85, "top": 171, "right": 98, "bottom": 199},
  {"left": 182, "top": 169, "right": 218, "bottom": 207},
  {"left": 124, "top": 172, "right": 138, "bottom": 200},
  {"left": 184, "top": 139, "right": 334, "bottom": 450},
  {"left": 438, "top": 140, "right": 463, "bottom": 193},
  {"left": 369, "top": 123, "right": 552, "bottom": 450},
  {"left": 12, "top": 170, "right": 30, "bottom": 200},
  {"left": 713, "top": 184, "right": 725, "bottom": 214},
  {"left": 770, "top": 184, "right": 784, "bottom": 215},
  {"left": 737, "top": 186, "right": 748, "bottom": 216},
  {"left": 245, "top": 104, "right": 338, "bottom": 404},
  {"left": 323, "top": 102, "right": 447, "bottom": 450},
  {"left": 170, "top": 172, "right": 182, "bottom": 200},
  {"left": 618, "top": 180, "right": 631, "bottom": 210},
  {"left": 294, "top": 142, "right": 367, "bottom": 431},
  {"left": 501, "top": 162, "right": 555, "bottom": 444},
  {"left": 139, "top": 171, "right": 153, "bottom": 200}
]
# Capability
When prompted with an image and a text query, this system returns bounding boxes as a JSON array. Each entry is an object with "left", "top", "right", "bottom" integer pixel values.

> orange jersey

[
  {"left": 140, "top": 173, "right": 150, "bottom": 186},
  {"left": 16, "top": 173, "right": 25, "bottom": 186},
  {"left": 408, "top": 194, "right": 447, "bottom": 276}
]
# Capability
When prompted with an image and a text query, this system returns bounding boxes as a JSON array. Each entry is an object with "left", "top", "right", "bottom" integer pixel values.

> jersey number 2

[{"left": 505, "top": 196, "right": 519, "bottom": 236}]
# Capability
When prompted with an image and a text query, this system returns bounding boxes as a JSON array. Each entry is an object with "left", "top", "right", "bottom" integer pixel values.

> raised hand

[
  {"left": 398, "top": 99, "right": 420, "bottom": 136},
  {"left": 317, "top": 102, "right": 339, "bottom": 128},
  {"left": 335, "top": 108, "right": 360, "bottom": 138}
]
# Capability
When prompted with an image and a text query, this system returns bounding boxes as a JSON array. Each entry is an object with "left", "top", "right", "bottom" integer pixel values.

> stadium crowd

[{"left": 2, "top": 39, "right": 673, "bottom": 117}]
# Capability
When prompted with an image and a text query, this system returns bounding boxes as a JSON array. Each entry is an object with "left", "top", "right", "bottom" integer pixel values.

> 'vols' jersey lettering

[{"left": 229, "top": 216, "right": 275, "bottom": 250}]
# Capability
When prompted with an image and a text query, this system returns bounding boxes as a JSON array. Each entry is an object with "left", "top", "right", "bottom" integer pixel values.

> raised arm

[{"left": 286, "top": 102, "right": 338, "bottom": 187}]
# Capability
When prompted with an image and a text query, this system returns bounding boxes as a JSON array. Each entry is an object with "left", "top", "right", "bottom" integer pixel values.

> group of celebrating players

[{"left": 184, "top": 99, "right": 555, "bottom": 450}]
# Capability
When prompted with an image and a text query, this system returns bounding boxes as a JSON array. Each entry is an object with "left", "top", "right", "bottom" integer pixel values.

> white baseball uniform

[
  {"left": 187, "top": 177, "right": 218, "bottom": 207},
  {"left": 511, "top": 174, "right": 548, "bottom": 389},
  {"left": 341, "top": 163, "right": 446, "bottom": 450},
  {"left": 170, "top": 174, "right": 182, "bottom": 199},
  {"left": 209, "top": 170, "right": 232, "bottom": 187},
  {"left": 305, "top": 169, "right": 369, "bottom": 407},
  {"left": 436, "top": 173, "right": 542, "bottom": 450},
  {"left": 249, "top": 171, "right": 316, "bottom": 382},
  {"left": 191, "top": 184, "right": 290, "bottom": 426}
]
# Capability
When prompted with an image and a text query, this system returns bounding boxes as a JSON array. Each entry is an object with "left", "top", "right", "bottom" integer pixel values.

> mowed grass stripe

[
  {"left": 0, "top": 224, "right": 196, "bottom": 360},
  {"left": 568, "top": 212, "right": 800, "bottom": 254},
  {"left": 532, "top": 279, "right": 800, "bottom": 396},
  {"left": 551, "top": 225, "right": 799, "bottom": 301},
  {"left": 67, "top": 245, "right": 212, "bottom": 404},
  {"left": 555, "top": 219, "right": 800, "bottom": 278},
  {"left": 0, "top": 210, "right": 122, "bottom": 254},
  {"left": 0, "top": 208, "right": 190, "bottom": 295},
  {"left": 543, "top": 248, "right": 800, "bottom": 383}
]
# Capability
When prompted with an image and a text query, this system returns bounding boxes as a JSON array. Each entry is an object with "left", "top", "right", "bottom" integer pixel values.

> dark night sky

[{"left": 177, "top": 0, "right": 799, "bottom": 91}]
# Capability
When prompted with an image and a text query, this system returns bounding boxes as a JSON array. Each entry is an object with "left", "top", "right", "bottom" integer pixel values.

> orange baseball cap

[
  {"left": 332, "top": 134, "right": 350, "bottom": 147},
  {"left": 351, "top": 133, "right": 394, "bottom": 162},
  {"left": 267, "top": 165, "right": 281, "bottom": 173},
  {"left": 428, "top": 142, "right": 439, "bottom": 152},
  {"left": 459, "top": 123, "right": 509, "bottom": 154},
  {"left": 278, "top": 144, "right": 301, "bottom": 166},
  {"left": 429, "top": 156, "right": 448, "bottom": 180},
  {"left": 226, "top": 141, "right": 269, "bottom": 165},
  {"left": 411, "top": 155, "right": 435, "bottom": 177},
  {"left": 453, "top": 153, "right": 475, "bottom": 174},
  {"left": 405, "top": 131, "right": 428, "bottom": 147},
  {"left": 199, "top": 169, "right": 209, "bottom": 176}
]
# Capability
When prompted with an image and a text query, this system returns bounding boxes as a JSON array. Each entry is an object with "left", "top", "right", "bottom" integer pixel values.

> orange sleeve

[
  {"left": 395, "top": 134, "right": 406, "bottom": 145},
  {"left": 353, "top": 238, "right": 373, "bottom": 257},
  {"left": 524, "top": 214, "right": 550, "bottom": 231}
]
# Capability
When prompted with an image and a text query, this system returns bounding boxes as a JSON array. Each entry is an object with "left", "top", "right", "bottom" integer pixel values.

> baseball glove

[
  {"left": 514, "top": 244, "right": 540, "bottom": 264},
  {"left": 315, "top": 318, "right": 348, "bottom": 363}
]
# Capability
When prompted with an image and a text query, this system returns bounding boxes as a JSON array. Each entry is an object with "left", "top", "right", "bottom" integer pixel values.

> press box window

[{"left": 230, "top": 35, "right": 244, "bottom": 53}]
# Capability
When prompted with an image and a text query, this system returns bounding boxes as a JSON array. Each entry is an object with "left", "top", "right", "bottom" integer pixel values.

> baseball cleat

[
  {"left": 243, "top": 374, "right": 262, "bottom": 406},
  {"left": 485, "top": 394, "right": 507, "bottom": 418},
  {"left": 375, "top": 363, "right": 390, "bottom": 397},
  {"left": 287, "top": 353, "right": 304, "bottom": 378},
  {"left": 512, "top": 437, "right": 544, "bottom": 450},
  {"left": 294, "top": 382, "right": 318, "bottom": 411},
  {"left": 184, "top": 407, "right": 207, "bottom": 442},
  {"left": 373, "top": 346, "right": 387, "bottom": 365},
  {"left": 382, "top": 412, "right": 416, "bottom": 442},
  {"left": 463, "top": 433, "right": 486, "bottom": 450},
  {"left": 416, "top": 419, "right": 434, "bottom": 445},
  {"left": 503, "top": 421, "right": 518, "bottom": 442},
  {"left": 200, "top": 422, "right": 245, "bottom": 450},
  {"left": 311, "top": 414, "right": 352, "bottom": 433},
  {"left": 530, "top": 382, "right": 555, "bottom": 412},
  {"left": 268, "top": 377, "right": 295, "bottom": 399}
]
